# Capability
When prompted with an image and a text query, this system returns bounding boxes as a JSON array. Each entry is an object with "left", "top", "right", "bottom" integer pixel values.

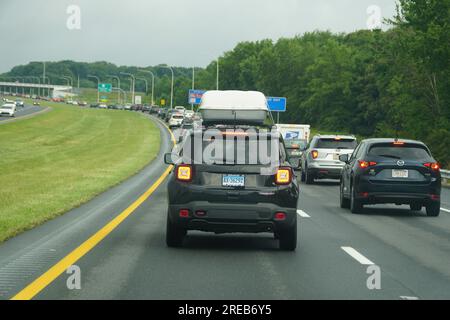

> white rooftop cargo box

[{"left": 199, "top": 90, "right": 271, "bottom": 125}]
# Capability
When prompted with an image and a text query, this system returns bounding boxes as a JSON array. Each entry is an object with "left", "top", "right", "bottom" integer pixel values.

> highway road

[
  {"left": 0, "top": 104, "right": 44, "bottom": 122},
  {"left": 0, "top": 115, "right": 449, "bottom": 300}
]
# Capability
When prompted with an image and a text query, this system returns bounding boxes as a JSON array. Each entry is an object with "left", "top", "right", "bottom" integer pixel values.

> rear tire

[
  {"left": 305, "top": 166, "right": 314, "bottom": 185},
  {"left": 410, "top": 204, "right": 422, "bottom": 212},
  {"left": 426, "top": 202, "right": 440, "bottom": 217},
  {"left": 340, "top": 180, "right": 350, "bottom": 209},
  {"left": 350, "top": 185, "right": 363, "bottom": 214},
  {"left": 166, "top": 214, "right": 186, "bottom": 248},
  {"left": 279, "top": 224, "right": 297, "bottom": 251}
]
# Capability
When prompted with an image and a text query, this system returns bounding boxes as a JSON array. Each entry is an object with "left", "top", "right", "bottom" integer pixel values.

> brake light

[
  {"left": 274, "top": 212, "right": 286, "bottom": 221},
  {"left": 311, "top": 150, "right": 319, "bottom": 159},
  {"left": 334, "top": 137, "right": 342, "bottom": 141},
  {"left": 424, "top": 163, "right": 440, "bottom": 171},
  {"left": 275, "top": 167, "right": 292, "bottom": 185},
  {"left": 393, "top": 141, "right": 405, "bottom": 146},
  {"left": 179, "top": 209, "right": 190, "bottom": 218},
  {"left": 359, "top": 160, "right": 377, "bottom": 169},
  {"left": 176, "top": 165, "right": 193, "bottom": 182}
]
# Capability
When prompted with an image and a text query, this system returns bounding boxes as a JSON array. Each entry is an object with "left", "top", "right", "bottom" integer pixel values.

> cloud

[{"left": 0, "top": 0, "right": 397, "bottom": 72}]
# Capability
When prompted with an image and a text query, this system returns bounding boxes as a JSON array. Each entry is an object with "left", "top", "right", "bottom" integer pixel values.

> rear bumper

[
  {"left": 168, "top": 202, "right": 297, "bottom": 234},
  {"left": 307, "top": 163, "right": 343, "bottom": 179},
  {"left": 355, "top": 177, "right": 441, "bottom": 205}
]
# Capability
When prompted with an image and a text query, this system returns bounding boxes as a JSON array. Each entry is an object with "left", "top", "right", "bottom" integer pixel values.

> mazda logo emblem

[{"left": 397, "top": 160, "right": 405, "bottom": 167}]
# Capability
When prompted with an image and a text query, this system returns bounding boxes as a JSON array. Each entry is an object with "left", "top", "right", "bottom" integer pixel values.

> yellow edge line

[{"left": 11, "top": 117, "right": 175, "bottom": 300}]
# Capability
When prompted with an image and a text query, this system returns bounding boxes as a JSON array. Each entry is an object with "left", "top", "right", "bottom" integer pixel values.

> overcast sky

[{"left": 0, "top": 0, "right": 397, "bottom": 72}]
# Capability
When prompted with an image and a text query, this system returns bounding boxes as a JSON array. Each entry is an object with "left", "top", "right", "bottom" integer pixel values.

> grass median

[{"left": 0, "top": 101, "right": 160, "bottom": 242}]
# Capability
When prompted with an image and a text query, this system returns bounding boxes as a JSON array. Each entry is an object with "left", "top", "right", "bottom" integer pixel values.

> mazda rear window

[
  {"left": 368, "top": 144, "right": 431, "bottom": 160},
  {"left": 315, "top": 139, "right": 357, "bottom": 149}
]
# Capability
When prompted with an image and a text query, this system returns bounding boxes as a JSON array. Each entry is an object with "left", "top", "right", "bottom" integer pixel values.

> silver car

[{"left": 300, "top": 135, "right": 357, "bottom": 184}]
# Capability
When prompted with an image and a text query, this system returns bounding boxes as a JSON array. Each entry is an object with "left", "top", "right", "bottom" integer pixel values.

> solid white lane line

[
  {"left": 400, "top": 296, "right": 420, "bottom": 300},
  {"left": 441, "top": 208, "right": 450, "bottom": 213},
  {"left": 341, "top": 247, "right": 375, "bottom": 265},
  {"left": 297, "top": 210, "right": 311, "bottom": 218}
]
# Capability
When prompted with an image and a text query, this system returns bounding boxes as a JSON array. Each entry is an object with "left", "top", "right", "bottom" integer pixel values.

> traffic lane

[
  {"left": 298, "top": 179, "right": 450, "bottom": 299},
  {"left": 0, "top": 115, "right": 172, "bottom": 300},
  {"left": 0, "top": 104, "right": 42, "bottom": 121},
  {"left": 441, "top": 187, "right": 450, "bottom": 209},
  {"left": 36, "top": 180, "right": 387, "bottom": 300},
  {"left": 37, "top": 183, "right": 409, "bottom": 299}
]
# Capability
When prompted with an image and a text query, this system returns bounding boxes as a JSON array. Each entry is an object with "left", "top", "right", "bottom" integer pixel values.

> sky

[{"left": 0, "top": 0, "right": 397, "bottom": 72}]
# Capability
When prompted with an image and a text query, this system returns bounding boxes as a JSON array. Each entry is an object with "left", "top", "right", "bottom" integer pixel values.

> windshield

[
  {"left": 173, "top": 115, "right": 184, "bottom": 119},
  {"left": 315, "top": 138, "right": 357, "bottom": 150},
  {"left": 1, "top": 106, "right": 13, "bottom": 110},
  {"left": 369, "top": 144, "right": 431, "bottom": 160}
]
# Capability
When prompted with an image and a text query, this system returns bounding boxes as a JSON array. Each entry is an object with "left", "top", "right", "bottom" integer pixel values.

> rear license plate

[
  {"left": 392, "top": 169, "right": 409, "bottom": 178},
  {"left": 222, "top": 175, "right": 245, "bottom": 187}
]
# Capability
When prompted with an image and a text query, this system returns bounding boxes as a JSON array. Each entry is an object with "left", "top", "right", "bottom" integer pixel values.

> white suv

[
  {"left": 300, "top": 135, "right": 357, "bottom": 184},
  {"left": 168, "top": 113, "right": 184, "bottom": 128},
  {"left": 0, "top": 103, "right": 16, "bottom": 117}
]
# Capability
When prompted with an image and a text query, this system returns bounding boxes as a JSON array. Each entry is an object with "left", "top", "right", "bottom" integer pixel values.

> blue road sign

[
  {"left": 267, "top": 97, "right": 287, "bottom": 112},
  {"left": 188, "top": 89, "right": 206, "bottom": 105}
]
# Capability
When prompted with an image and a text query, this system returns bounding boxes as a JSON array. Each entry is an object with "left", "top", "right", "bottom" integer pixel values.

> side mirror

[
  {"left": 164, "top": 153, "right": 178, "bottom": 165},
  {"left": 339, "top": 154, "right": 349, "bottom": 163}
]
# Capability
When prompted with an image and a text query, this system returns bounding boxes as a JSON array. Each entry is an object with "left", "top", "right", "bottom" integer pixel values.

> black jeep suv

[
  {"left": 164, "top": 127, "right": 299, "bottom": 250},
  {"left": 339, "top": 139, "right": 442, "bottom": 216}
]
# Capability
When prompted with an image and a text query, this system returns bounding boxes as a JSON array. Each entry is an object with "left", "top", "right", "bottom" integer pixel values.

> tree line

[{"left": 2, "top": 0, "right": 448, "bottom": 166}]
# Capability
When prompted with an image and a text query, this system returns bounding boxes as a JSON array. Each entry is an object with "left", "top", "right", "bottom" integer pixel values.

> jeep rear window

[
  {"left": 368, "top": 144, "right": 431, "bottom": 160},
  {"left": 315, "top": 139, "right": 357, "bottom": 149}
]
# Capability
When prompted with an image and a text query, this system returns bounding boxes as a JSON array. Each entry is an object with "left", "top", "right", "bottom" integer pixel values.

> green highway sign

[{"left": 98, "top": 83, "right": 112, "bottom": 93}]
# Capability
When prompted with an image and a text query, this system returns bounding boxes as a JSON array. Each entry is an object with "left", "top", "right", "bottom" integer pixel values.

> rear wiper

[{"left": 378, "top": 154, "right": 401, "bottom": 159}]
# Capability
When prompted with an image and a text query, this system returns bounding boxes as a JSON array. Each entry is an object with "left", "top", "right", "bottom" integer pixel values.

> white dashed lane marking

[
  {"left": 341, "top": 247, "right": 375, "bottom": 265},
  {"left": 297, "top": 210, "right": 311, "bottom": 218}
]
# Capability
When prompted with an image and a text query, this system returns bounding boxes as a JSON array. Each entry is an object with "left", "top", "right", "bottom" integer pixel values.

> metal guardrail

[{"left": 441, "top": 169, "right": 450, "bottom": 180}]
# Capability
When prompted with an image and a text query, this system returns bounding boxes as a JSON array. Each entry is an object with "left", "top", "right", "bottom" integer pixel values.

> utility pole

[
  {"left": 159, "top": 66, "right": 174, "bottom": 109},
  {"left": 138, "top": 70, "right": 155, "bottom": 106},
  {"left": 88, "top": 75, "right": 100, "bottom": 103},
  {"left": 108, "top": 75, "right": 121, "bottom": 104},
  {"left": 216, "top": 59, "right": 219, "bottom": 90},
  {"left": 120, "top": 72, "right": 135, "bottom": 104}
]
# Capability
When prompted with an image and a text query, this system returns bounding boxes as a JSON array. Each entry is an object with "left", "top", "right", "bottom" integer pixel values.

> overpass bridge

[{"left": 0, "top": 81, "right": 73, "bottom": 98}]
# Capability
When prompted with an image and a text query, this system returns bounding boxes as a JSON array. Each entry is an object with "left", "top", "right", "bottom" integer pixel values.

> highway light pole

[
  {"left": 88, "top": 75, "right": 100, "bottom": 103},
  {"left": 120, "top": 72, "right": 135, "bottom": 104},
  {"left": 136, "top": 78, "right": 148, "bottom": 103},
  {"left": 159, "top": 66, "right": 174, "bottom": 109},
  {"left": 24, "top": 76, "right": 41, "bottom": 97},
  {"left": 108, "top": 75, "right": 121, "bottom": 104},
  {"left": 138, "top": 70, "right": 155, "bottom": 106},
  {"left": 216, "top": 59, "right": 219, "bottom": 90}
]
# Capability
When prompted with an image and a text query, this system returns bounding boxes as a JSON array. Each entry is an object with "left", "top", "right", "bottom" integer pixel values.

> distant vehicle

[
  {"left": 184, "top": 110, "right": 195, "bottom": 119},
  {"left": 276, "top": 124, "right": 311, "bottom": 142},
  {"left": 78, "top": 101, "right": 88, "bottom": 107},
  {"left": 339, "top": 139, "right": 442, "bottom": 216},
  {"left": 300, "top": 135, "right": 357, "bottom": 184},
  {"left": 159, "top": 108, "right": 168, "bottom": 119},
  {"left": 15, "top": 99, "right": 25, "bottom": 107},
  {"left": 174, "top": 106, "right": 186, "bottom": 113},
  {"left": 168, "top": 113, "right": 184, "bottom": 128},
  {"left": 124, "top": 104, "right": 132, "bottom": 111},
  {"left": 0, "top": 103, "right": 16, "bottom": 117},
  {"left": 98, "top": 104, "right": 108, "bottom": 109},
  {"left": 277, "top": 124, "right": 311, "bottom": 169},
  {"left": 90, "top": 103, "right": 99, "bottom": 108},
  {"left": 33, "top": 101, "right": 40, "bottom": 106}
]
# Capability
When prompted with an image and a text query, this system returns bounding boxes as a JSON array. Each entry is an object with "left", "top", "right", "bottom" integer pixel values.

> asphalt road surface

[
  {"left": 0, "top": 115, "right": 449, "bottom": 300},
  {"left": 0, "top": 104, "right": 43, "bottom": 122}
]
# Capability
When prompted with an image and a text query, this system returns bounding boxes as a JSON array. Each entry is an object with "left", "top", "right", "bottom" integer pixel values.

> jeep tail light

[
  {"left": 424, "top": 162, "right": 440, "bottom": 172},
  {"left": 179, "top": 209, "right": 190, "bottom": 218},
  {"left": 275, "top": 167, "right": 292, "bottom": 185},
  {"left": 274, "top": 212, "right": 286, "bottom": 221},
  {"left": 311, "top": 150, "right": 319, "bottom": 159},
  {"left": 359, "top": 160, "right": 377, "bottom": 169},
  {"left": 176, "top": 165, "right": 193, "bottom": 182}
]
